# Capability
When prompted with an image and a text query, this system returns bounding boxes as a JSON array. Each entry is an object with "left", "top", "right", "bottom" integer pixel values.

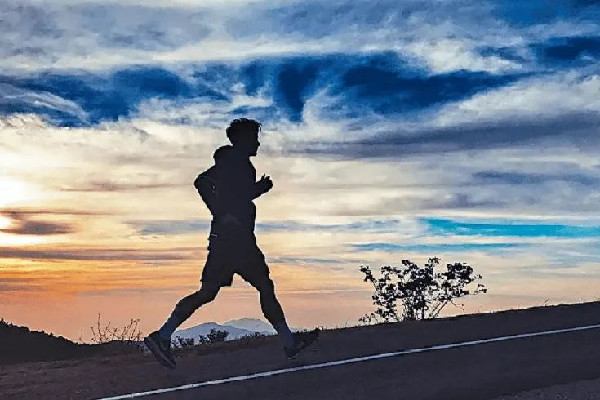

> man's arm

[
  {"left": 194, "top": 171, "right": 222, "bottom": 216},
  {"left": 195, "top": 170, "right": 241, "bottom": 227}
]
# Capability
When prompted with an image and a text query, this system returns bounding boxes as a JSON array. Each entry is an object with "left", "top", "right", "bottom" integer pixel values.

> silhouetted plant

[
  {"left": 239, "top": 332, "right": 266, "bottom": 339},
  {"left": 359, "top": 257, "right": 487, "bottom": 324},
  {"left": 199, "top": 328, "right": 229, "bottom": 344},
  {"left": 89, "top": 313, "right": 143, "bottom": 344},
  {"left": 172, "top": 336, "right": 195, "bottom": 349}
]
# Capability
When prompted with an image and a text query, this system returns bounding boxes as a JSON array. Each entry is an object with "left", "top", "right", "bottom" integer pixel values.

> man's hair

[{"left": 226, "top": 118, "right": 261, "bottom": 144}]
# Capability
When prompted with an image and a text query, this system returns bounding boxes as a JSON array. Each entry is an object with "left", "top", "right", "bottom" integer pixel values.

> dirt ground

[{"left": 2, "top": 301, "right": 600, "bottom": 400}]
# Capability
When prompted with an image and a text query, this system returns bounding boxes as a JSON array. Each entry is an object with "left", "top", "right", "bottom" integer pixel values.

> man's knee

[
  {"left": 175, "top": 285, "right": 220, "bottom": 313},
  {"left": 254, "top": 278, "right": 275, "bottom": 294},
  {"left": 198, "top": 284, "right": 220, "bottom": 302}
]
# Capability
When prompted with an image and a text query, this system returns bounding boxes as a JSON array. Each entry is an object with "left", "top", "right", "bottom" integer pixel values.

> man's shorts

[{"left": 200, "top": 234, "right": 272, "bottom": 289}]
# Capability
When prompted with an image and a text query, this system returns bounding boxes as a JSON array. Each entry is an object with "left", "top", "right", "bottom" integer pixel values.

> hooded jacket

[{"left": 194, "top": 145, "right": 263, "bottom": 236}]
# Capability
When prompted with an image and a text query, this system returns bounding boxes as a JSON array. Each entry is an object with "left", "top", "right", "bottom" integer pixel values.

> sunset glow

[{"left": 1, "top": 0, "right": 600, "bottom": 343}]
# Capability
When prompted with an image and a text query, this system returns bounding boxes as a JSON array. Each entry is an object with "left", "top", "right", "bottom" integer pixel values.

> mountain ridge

[{"left": 174, "top": 318, "right": 276, "bottom": 344}]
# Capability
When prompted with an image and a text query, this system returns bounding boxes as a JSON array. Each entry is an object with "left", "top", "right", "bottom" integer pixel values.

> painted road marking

[{"left": 97, "top": 323, "right": 600, "bottom": 400}]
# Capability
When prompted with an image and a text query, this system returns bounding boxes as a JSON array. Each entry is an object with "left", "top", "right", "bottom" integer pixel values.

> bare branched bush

[{"left": 89, "top": 313, "right": 143, "bottom": 345}]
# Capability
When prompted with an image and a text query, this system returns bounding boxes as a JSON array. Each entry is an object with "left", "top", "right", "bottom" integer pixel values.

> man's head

[{"left": 226, "top": 118, "right": 261, "bottom": 157}]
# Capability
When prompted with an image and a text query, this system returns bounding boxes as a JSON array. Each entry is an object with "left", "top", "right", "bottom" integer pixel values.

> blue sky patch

[
  {"left": 532, "top": 36, "right": 600, "bottom": 67},
  {"left": 492, "top": 1, "right": 600, "bottom": 27},
  {"left": 337, "top": 59, "right": 523, "bottom": 116},
  {"left": 422, "top": 218, "right": 600, "bottom": 238},
  {"left": 0, "top": 52, "right": 530, "bottom": 127}
]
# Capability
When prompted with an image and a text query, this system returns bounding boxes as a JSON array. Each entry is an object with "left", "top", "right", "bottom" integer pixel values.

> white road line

[{"left": 97, "top": 323, "right": 600, "bottom": 400}]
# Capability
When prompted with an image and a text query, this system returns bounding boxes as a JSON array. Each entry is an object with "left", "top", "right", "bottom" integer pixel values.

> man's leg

[
  {"left": 144, "top": 286, "right": 219, "bottom": 370},
  {"left": 238, "top": 245, "right": 295, "bottom": 349},
  {"left": 158, "top": 284, "right": 220, "bottom": 341},
  {"left": 241, "top": 243, "right": 320, "bottom": 358},
  {"left": 255, "top": 277, "right": 296, "bottom": 349}
]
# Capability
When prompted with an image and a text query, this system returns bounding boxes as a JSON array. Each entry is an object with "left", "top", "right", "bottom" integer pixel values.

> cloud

[
  {"left": 131, "top": 218, "right": 418, "bottom": 236},
  {"left": 0, "top": 66, "right": 218, "bottom": 126},
  {"left": 0, "top": 207, "right": 104, "bottom": 216},
  {"left": 0, "top": 53, "right": 530, "bottom": 129},
  {"left": 0, "top": 246, "right": 196, "bottom": 261},
  {"left": 351, "top": 242, "right": 528, "bottom": 253},
  {"left": 472, "top": 170, "right": 600, "bottom": 186},
  {"left": 298, "top": 109, "right": 600, "bottom": 159},
  {"left": 0, "top": 210, "right": 77, "bottom": 235},
  {"left": 0, "top": 277, "right": 42, "bottom": 292},
  {"left": 0, "top": 81, "right": 88, "bottom": 125},
  {"left": 132, "top": 220, "right": 211, "bottom": 235},
  {"left": 0, "top": 220, "right": 74, "bottom": 236},
  {"left": 3, "top": 0, "right": 595, "bottom": 74},
  {"left": 269, "top": 256, "right": 344, "bottom": 265},
  {"left": 60, "top": 181, "right": 184, "bottom": 192}
]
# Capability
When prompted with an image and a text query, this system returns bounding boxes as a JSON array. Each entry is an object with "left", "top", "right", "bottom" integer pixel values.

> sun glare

[
  {"left": 0, "top": 178, "right": 27, "bottom": 207},
  {"left": 0, "top": 215, "right": 10, "bottom": 230}
]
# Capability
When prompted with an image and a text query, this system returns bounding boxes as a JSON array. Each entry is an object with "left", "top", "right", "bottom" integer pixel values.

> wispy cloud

[
  {"left": 0, "top": 246, "right": 196, "bottom": 261},
  {"left": 351, "top": 242, "right": 528, "bottom": 253}
]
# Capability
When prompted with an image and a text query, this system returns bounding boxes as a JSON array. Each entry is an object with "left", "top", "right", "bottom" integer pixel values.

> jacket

[{"left": 194, "top": 145, "right": 263, "bottom": 236}]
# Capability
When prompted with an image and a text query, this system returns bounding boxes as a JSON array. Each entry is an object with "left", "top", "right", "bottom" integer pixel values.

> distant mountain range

[{"left": 173, "top": 318, "right": 276, "bottom": 344}]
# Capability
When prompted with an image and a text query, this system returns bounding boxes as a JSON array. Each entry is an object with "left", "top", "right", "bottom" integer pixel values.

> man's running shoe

[
  {"left": 284, "top": 328, "right": 320, "bottom": 359},
  {"left": 144, "top": 331, "right": 176, "bottom": 369}
]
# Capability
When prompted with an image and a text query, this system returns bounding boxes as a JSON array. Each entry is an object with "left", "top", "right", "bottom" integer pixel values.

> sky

[{"left": 1, "top": 0, "right": 600, "bottom": 342}]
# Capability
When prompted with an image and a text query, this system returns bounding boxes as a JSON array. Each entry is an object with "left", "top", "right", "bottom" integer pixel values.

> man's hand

[{"left": 256, "top": 174, "right": 273, "bottom": 195}]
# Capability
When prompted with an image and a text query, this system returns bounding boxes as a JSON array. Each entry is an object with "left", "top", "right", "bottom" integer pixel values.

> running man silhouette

[{"left": 144, "top": 118, "right": 318, "bottom": 369}]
